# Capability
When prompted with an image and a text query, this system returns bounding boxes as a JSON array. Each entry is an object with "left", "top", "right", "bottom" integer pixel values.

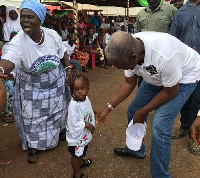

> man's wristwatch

[{"left": 107, "top": 103, "right": 114, "bottom": 110}]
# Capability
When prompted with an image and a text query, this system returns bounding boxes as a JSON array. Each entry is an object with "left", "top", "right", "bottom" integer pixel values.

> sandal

[
  {"left": 0, "top": 116, "right": 15, "bottom": 123},
  {"left": 80, "top": 159, "right": 92, "bottom": 168},
  {"left": 27, "top": 149, "right": 38, "bottom": 164},
  {"left": 73, "top": 173, "right": 88, "bottom": 178},
  {"left": 0, "top": 159, "right": 12, "bottom": 166}
]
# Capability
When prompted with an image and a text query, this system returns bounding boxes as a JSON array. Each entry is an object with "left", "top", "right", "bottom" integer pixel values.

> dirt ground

[{"left": 0, "top": 67, "right": 200, "bottom": 178}]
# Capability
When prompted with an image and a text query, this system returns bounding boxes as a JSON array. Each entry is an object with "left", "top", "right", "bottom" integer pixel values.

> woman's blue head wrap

[{"left": 20, "top": 0, "right": 46, "bottom": 24}]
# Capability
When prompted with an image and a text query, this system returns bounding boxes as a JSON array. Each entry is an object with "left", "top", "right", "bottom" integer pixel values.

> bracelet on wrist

[
  {"left": 0, "top": 67, "right": 4, "bottom": 74},
  {"left": 65, "top": 66, "right": 72, "bottom": 70},
  {"left": 107, "top": 103, "right": 114, "bottom": 110}
]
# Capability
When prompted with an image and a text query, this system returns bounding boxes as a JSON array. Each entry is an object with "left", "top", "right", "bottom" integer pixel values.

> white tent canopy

[
  {"left": 1, "top": 0, "right": 144, "bottom": 17},
  {"left": 1, "top": 0, "right": 22, "bottom": 8}
]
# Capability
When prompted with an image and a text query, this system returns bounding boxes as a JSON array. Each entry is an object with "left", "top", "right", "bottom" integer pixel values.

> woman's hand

[{"left": 85, "top": 123, "right": 95, "bottom": 134}]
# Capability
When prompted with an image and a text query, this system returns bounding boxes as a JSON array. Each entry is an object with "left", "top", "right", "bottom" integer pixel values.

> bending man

[{"left": 97, "top": 31, "right": 200, "bottom": 177}]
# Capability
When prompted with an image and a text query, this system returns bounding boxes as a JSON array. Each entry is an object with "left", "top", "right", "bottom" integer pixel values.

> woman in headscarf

[
  {"left": 3, "top": 6, "right": 21, "bottom": 42},
  {"left": 0, "top": 0, "right": 71, "bottom": 164}
]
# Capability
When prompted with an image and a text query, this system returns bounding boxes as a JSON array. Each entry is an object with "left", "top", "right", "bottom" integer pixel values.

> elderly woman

[
  {"left": 3, "top": 6, "right": 21, "bottom": 42},
  {"left": 0, "top": 0, "right": 71, "bottom": 164}
]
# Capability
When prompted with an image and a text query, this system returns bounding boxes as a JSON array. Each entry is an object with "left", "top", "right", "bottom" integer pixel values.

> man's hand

[
  {"left": 96, "top": 107, "right": 111, "bottom": 125},
  {"left": 133, "top": 109, "right": 148, "bottom": 124},
  {"left": 190, "top": 116, "right": 200, "bottom": 146},
  {"left": 85, "top": 123, "right": 95, "bottom": 134}
]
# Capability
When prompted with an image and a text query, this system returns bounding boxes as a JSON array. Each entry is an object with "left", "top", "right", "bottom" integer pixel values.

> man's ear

[{"left": 130, "top": 53, "right": 138, "bottom": 63}]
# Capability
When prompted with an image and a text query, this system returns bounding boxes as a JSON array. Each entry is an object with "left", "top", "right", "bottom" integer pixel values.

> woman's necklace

[{"left": 37, "top": 29, "right": 44, "bottom": 44}]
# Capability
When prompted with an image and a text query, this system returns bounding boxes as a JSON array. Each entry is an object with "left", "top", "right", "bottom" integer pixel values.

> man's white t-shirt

[
  {"left": 63, "top": 40, "right": 75, "bottom": 61},
  {"left": 125, "top": 32, "right": 200, "bottom": 87},
  {"left": 2, "top": 27, "right": 66, "bottom": 73},
  {"left": 66, "top": 96, "right": 95, "bottom": 146}
]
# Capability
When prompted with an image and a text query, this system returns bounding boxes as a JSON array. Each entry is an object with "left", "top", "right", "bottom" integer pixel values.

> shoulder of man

[
  {"left": 172, "top": 2, "right": 189, "bottom": 19},
  {"left": 161, "top": 1, "right": 177, "bottom": 12},
  {"left": 137, "top": 7, "right": 147, "bottom": 16}
]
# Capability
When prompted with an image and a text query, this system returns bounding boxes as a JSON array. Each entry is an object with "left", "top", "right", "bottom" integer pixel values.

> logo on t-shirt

[
  {"left": 146, "top": 65, "right": 158, "bottom": 74},
  {"left": 84, "top": 113, "right": 92, "bottom": 122},
  {"left": 29, "top": 55, "right": 60, "bottom": 73}
]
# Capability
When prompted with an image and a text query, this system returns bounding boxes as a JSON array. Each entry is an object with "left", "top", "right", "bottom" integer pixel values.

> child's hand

[{"left": 85, "top": 123, "right": 95, "bottom": 134}]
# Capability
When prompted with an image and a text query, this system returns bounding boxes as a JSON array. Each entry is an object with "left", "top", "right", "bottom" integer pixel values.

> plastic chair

[{"left": 84, "top": 46, "right": 96, "bottom": 70}]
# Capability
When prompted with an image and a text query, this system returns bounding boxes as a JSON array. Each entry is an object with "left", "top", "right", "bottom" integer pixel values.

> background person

[
  {"left": 63, "top": 33, "right": 82, "bottom": 72},
  {"left": 170, "top": 0, "right": 200, "bottom": 155},
  {"left": 135, "top": 0, "right": 176, "bottom": 86},
  {"left": 3, "top": 6, "right": 21, "bottom": 42},
  {"left": 170, "top": 0, "right": 184, "bottom": 9}
]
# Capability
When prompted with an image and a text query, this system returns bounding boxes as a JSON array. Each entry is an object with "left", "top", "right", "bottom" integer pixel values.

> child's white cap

[{"left": 126, "top": 120, "right": 147, "bottom": 151}]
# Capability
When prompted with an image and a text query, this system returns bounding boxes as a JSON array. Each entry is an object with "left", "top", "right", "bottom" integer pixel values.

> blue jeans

[
  {"left": 69, "top": 59, "right": 82, "bottom": 72},
  {"left": 127, "top": 81, "right": 197, "bottom": 178}
]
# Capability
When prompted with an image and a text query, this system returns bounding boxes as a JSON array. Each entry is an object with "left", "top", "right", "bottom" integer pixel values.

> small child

[
  {"left": 66, "top": 73, "right": 95, "bottom": 178},
  {"left": 93, "top": 39, "right": 107, "bottom": 68}
]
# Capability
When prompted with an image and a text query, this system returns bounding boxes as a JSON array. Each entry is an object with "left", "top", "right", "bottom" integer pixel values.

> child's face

[
  {"left": 73, "top": 78, "right": 89, "bottom": 101},
  {"left": 95, "top": 40, "right": 99, "bottom": 46},
  {"left": 10, "top": 33, "right": 17, "bottom": 40},
  {"left": 88, "top": 29, "right": 94, "bottom": 36},
  {"left": 69, "top": 35, "right": 76, "bottom": 45}
]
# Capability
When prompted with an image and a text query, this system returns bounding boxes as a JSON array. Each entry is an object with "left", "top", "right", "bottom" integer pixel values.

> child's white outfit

[
  {"left": 103, "top": 33, "right": 110, "bottom": 47},
  {"left": 66, "top": 96, "right": 95, "bottom": 157}
]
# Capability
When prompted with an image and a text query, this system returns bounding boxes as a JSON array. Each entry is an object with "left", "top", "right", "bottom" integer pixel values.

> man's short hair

[{"left": 105, "top": 31, "right": 135, "bottom": 66}]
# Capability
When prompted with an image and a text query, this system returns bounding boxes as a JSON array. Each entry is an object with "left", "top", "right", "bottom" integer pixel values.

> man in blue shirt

[
  {"left": 90, "top": 11, "right": 100, "bottom": 27},
  {"left": 170, "top": 0, "right": 200, "bottom": 155}
]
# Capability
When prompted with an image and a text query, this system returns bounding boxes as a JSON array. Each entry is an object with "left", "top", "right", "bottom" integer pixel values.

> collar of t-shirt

[{"left": 132, "top": 35, "right": 152, "bottom": 68}]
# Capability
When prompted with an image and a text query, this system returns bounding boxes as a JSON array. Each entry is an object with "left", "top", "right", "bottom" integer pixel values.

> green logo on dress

[{"left": 38, "top": 62, "right": 56, "bottom": 73}]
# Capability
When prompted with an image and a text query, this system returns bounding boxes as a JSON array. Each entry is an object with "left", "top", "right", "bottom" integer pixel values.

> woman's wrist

[{"left": 65, "top": 65, "right": 72, "bottom": 71}]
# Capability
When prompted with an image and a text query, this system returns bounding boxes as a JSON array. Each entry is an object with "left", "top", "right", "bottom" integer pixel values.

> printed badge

[{"left": 146, "top": 65, "right": 158, "bottom": 74}]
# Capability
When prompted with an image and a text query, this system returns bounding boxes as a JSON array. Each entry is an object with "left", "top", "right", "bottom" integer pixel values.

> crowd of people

[
  {"left": 41, "top": 8, "right": 136, "bottom": 71},
  {"left": 0, "top": 0, "right": 200, "bottom": 178}
]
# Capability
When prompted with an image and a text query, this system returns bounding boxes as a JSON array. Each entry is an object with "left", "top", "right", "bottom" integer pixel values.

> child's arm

[
  {"left": 85, "top": 122, "right": 95, "bottom": 134},
  {"left": 68, "top": 112, "right": 85, "bottom": 138}
]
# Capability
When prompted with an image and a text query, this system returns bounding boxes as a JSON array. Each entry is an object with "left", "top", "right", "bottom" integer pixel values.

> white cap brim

[{"left": 126, "top": 120, "right": 147, "bottom": 151}]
